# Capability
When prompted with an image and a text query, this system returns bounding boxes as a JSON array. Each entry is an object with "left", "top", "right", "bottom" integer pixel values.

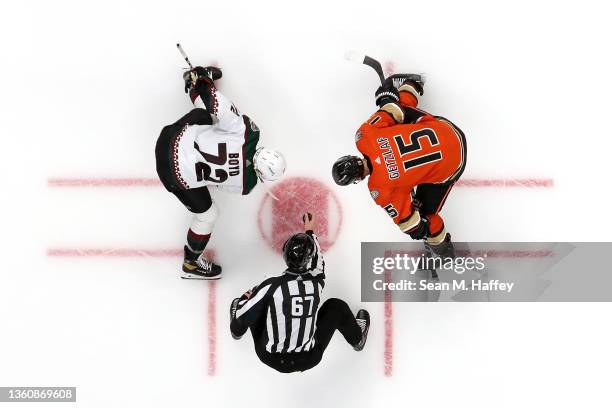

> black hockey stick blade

[
  {"left": 345, "top": 50, "right": 385, "bottom": 84},
  {"left": 345, "top": 51, "right": 427, "bottom": 88},
  {"left": 363, "top": 56, "right": 385, "bottom": 84}
]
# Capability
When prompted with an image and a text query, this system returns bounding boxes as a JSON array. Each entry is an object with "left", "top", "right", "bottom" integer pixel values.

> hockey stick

[
  {"left": 344, "top": 50, "right": 385, "bottom": 84},
  {"left": 176, "top": 43, "right": 194, "bottom": 69},
  {"left": 260, "top": 180, "right": 280, "bottom": 201},
  {"left": 344, "top": 50, "right": 427, "bottom": 88},
  {"left": 175, "top": 43, "right": 277, "bottom": 202}
]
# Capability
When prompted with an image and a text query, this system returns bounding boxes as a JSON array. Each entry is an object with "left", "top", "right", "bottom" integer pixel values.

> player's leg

[
  {"left": 261, "top": 299, "right": 370, "bottom": 373},
  {"left": 313, "top": 298, "right": 370, "bottom": 352},
  {"left": 415, "top": 117, "right": 466, "bottom": 259},
  {"left": 171, "top": 187, "right": 222, "bottom": 279},
  {"left": 414, "top": 182, "right": 456, "bottom": 259}
]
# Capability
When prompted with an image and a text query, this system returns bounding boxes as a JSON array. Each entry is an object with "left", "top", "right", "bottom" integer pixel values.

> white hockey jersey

[{"left": 170, "top": 90, "right": 260, "bottom": 194}]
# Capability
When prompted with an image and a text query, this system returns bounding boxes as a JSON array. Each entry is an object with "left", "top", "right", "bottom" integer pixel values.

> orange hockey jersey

[{"left": 355, "top": 88, "right": 466, "bottom": 233}]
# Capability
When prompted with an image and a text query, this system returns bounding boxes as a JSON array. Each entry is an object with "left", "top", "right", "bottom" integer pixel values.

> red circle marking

[{"left": 257, "top": 177, "right": 343, "bottom": 253}]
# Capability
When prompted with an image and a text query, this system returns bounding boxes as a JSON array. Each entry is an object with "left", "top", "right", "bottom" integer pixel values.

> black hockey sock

[{"left": 185, "top": 229, "right": 211, "bottom": 260}]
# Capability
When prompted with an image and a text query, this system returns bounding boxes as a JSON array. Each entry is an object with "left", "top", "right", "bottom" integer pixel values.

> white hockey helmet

[{"left": 253, "top": 147, "right": 286, "bottom": 182}]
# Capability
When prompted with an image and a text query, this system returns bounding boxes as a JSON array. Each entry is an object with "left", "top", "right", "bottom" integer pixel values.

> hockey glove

[
  {"left": 183, "top": 66, "right": 214, "bottom": 93},
  {"left": 400, "top": 79, "right": 424, "bottom": 96},
  {"left": 406, "top": 217, "right": 429, "bottom": 240},
  {"left": 375, "top": 79, "right": 400, "bottom": 107}
]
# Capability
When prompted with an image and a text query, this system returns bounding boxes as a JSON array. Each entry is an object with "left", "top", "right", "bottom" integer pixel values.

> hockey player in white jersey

[{"left": 155, "top": 66, "right": 286, "bottom": 279}]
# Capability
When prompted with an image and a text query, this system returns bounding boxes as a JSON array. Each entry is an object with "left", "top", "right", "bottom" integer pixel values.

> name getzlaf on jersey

[
  {"left": 355, "top": 108, "right": 466, "bottom": 229},
  {"left": 161, "top": 90, "right": 260, "bottom": 195}
]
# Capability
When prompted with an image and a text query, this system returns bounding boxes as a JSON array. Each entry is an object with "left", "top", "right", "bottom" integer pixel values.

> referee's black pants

[{"left": 254, "top": 298, "right": 362, "bottom": 373}]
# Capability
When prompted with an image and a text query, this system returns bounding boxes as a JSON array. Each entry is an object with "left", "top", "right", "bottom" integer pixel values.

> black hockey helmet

[
  {"left": 282, "top": 233, "right": 316, "bottom": 272},
  {"left": 332, "top": 155, "right": 365, "bottom": 186}
]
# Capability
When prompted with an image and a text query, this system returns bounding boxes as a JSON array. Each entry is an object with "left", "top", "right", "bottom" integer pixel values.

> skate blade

[{"left": 180, "top": 274, "right": 222, "bottom": 280}]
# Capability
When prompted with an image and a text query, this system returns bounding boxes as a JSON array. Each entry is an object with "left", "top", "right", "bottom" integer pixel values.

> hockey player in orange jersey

[{"left": 332, "top": 76, "right": 466, "bottom": 258}]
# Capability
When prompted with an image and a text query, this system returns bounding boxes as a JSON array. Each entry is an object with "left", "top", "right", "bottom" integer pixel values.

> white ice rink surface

[{"left": 2, "top": 1, "right": 612, "bottom": 407}]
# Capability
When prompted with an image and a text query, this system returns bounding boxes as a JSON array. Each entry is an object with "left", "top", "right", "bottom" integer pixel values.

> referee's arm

[
  {"left": 230, "top": 279, "right": 274, "bottom": 338},
  {"left": 305, "top": 230, "right": 325, "bottom": 277}
]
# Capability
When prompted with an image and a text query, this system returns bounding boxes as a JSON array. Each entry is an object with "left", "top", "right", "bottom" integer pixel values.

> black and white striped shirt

[{"left": 231, "top": 231, "right": 325, "bottom": 353}]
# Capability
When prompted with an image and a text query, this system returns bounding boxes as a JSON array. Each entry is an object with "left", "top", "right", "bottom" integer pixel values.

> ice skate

[
  {"left": 353, "top": 309, "right": 371, "bottom": 351},
  {"left": 181, "top": 246, "right": 222, "bottom": 280}
]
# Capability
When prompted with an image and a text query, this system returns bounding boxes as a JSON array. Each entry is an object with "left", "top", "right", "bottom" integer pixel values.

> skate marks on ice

[
  {"left": 46, "top": 172, "right": 553, "bottom": 379},
  {"left": 379, "top": 245, "right": 564, "bottom": 377},
  {"left": 47, "top": 248, "right": 220, "bottom": 376}
]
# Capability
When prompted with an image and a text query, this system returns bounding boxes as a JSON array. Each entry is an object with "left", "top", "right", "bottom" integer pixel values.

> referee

[{"left": 229, "top": 213, "right": 370, "bottom": 373}]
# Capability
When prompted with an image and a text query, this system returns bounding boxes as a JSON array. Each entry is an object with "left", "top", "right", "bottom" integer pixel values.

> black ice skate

[
  {"left": 353, "top": 309, "right": 371, "bottom": 351},
  {"left": 181, "top": 247, "right": 222, "bottom": 280}
]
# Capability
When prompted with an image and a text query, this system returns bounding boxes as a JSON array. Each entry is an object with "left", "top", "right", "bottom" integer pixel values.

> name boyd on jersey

[{"left": 193, "top": 141, "right": 241, "bottom": 183}]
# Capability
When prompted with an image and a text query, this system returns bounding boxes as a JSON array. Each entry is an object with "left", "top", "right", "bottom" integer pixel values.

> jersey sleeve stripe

[
  {"left": 398, "top": 210, "right": 421, "bottom": 232},
  {"left": 235, "top": 284, "right": 271, "bottom": 319}
]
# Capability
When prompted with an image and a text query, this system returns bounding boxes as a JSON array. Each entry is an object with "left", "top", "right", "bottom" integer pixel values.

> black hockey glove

[
  {"left": 406, "top": 217, "right": 429, "bottom": 240},
  {"left": 183, "top": 66, "right": 218, "bottom": 93},
  {"left": 400, "top": 78, "right": 424, "bottom": 96},
  {"left": 375, "top": 78, "right": 400, "bottom": 107}
]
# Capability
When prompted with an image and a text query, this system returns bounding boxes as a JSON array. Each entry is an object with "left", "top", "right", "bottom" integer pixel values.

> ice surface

[{"left": 2, "top": 1, "right": 612, "bottom": 407}]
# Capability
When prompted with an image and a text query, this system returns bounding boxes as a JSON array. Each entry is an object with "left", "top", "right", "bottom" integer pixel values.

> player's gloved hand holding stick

[
  {"left": 374, "top": 78, "right": 400, "bottom": 107},
  {"left": 183, "top": 68, "right": 205, "bottom": 93},
  {"left": 183, "top": 66, "right": 222, "bottom": 93},
  {"left": 374, "top": 76, "right": 425, "bottom": 108},
  {"left": 407, "top": 217, "right": 429, "bottom": 240}
]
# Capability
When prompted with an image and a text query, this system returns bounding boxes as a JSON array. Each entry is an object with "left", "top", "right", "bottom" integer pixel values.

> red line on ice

[
  {"left": 48, "top": 178, "right": 163, "bottom": 187},
  {"left": 46, "top": 248, "right": 183, "bottom": 257},
  {"left": 381, "top": 249, "right": 555, "bottom": 258},
  {"left": 47, "top": 177, "right": 555, "bottom": 188},
  {"left": 384, "top": 297, "right": 393, "bottom": 377},
  {"left": 384, "top": 250, "right": 393, "bottom": 377},
  {"left": 203, "top": 248, "right": 218, "bottom": 377},
  {"left": 208, "top": 281, "right": 217, "bottom": 376},
  {"left": 46, "top": 247, "right": 555, "bottom": 258},
  {"left": 456, "top": 178, "right": 554, "bottom": 188}
]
